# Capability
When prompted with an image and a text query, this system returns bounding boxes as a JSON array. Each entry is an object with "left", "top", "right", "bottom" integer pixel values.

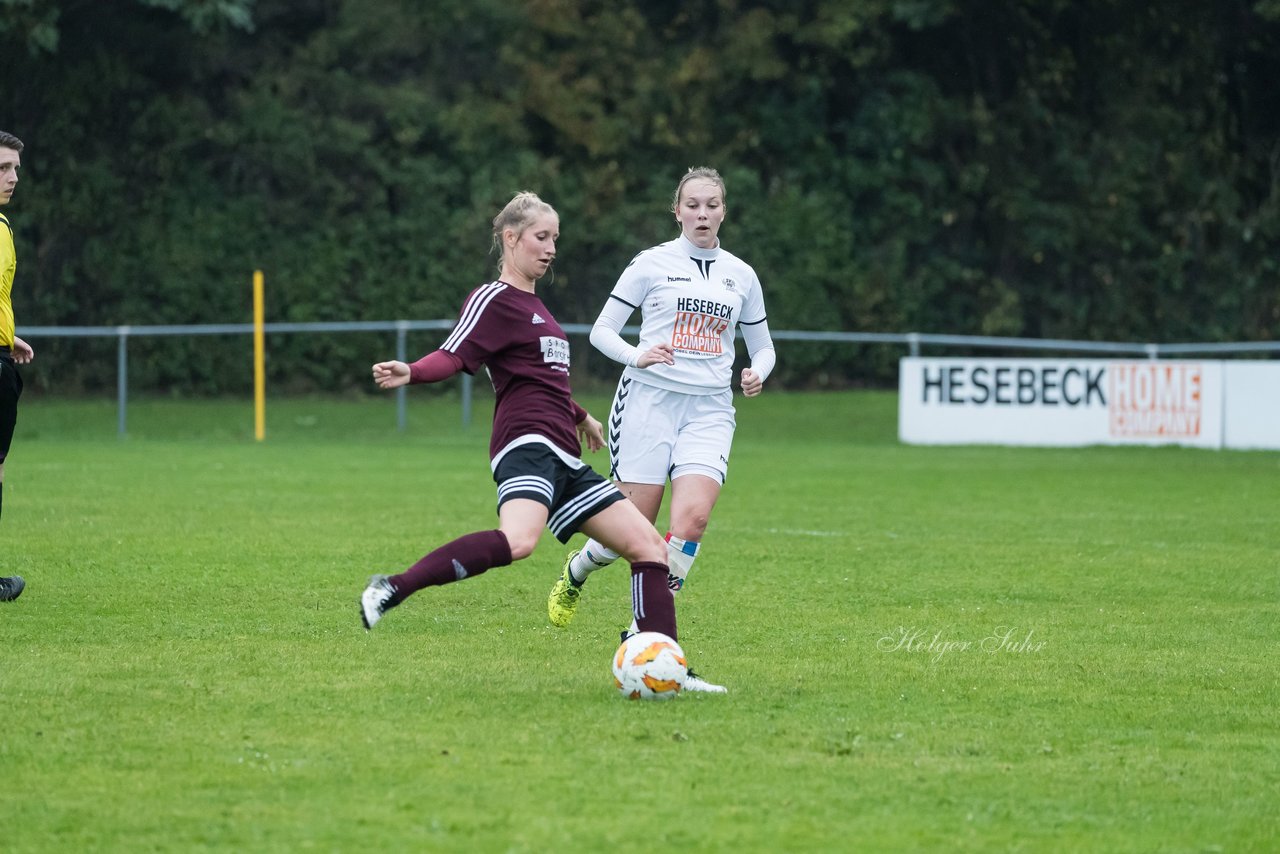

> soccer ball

[{"left": 612, "top": 631, "right": 687, "bottom": 700}]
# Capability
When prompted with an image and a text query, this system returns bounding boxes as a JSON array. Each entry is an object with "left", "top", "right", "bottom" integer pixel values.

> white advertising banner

[
  {"left": 1222, "top": 362, "right": 1280, "bottom": 450},
  {"left": 899, "top": 358, "right": 1225, "bottom": 448}
]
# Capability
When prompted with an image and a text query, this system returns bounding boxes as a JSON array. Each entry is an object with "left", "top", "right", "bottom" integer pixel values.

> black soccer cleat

[{"left": 0, "top": 575, "right": 25, "bottom": 602}]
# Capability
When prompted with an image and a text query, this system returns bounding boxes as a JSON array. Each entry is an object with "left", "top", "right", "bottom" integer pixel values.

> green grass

[{"left": 2, "top": 391, "right": 1277, "bottom": 851}]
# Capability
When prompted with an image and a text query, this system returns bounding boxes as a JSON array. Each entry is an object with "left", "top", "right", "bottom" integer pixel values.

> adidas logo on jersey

[{"left": 532, "top": 313, "right": 546, "bottom": 324}]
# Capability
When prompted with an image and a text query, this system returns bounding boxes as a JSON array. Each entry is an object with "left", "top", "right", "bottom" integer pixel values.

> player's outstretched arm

[{"left": 375, "top": 350, "right": 464, "bottom": 390}]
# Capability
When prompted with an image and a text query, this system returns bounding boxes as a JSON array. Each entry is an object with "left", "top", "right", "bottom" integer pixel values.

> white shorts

[{"left": 607, "top": 377, "right": 736, "bottom": 485}]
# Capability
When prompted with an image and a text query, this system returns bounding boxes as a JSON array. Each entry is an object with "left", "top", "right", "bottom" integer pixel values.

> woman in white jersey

[{"left": 547, "top": 168, "right": 776, "bottom": 692}]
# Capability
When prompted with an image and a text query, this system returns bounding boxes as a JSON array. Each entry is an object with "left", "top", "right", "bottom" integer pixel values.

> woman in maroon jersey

[{"left": 358, "top": 192, "right": 678, "bottom": 644}]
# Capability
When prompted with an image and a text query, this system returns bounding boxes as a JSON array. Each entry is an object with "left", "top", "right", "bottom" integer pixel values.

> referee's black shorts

[
  {"left": 0, "top": 347, "right": 22, "bottom": 464},
  {"left": 492, "top": 443, "right": 626, "bottom": 543}
]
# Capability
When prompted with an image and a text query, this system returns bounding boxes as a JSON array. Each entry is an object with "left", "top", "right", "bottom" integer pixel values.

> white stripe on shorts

[
  {"left": 498, "top": 475, "right": 554, "bottom": 504},
  {"left": 548, "top": 480, "right": 619, "bottom": 537}
]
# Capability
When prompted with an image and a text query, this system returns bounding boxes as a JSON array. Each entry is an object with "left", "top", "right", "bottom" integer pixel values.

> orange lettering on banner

[
  {"left": 671, "top": 311, "right": 728, "bottom": 355},
  {"left": 1108, "top": 363, "right": 1202, "bottom": 437}
]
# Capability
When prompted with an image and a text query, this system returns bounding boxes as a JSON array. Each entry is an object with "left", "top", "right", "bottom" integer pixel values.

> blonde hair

[
  {"left": 671, "top": 166, "right": 726, "bottom": 215},
  {"left": 492, "top": 191, "right": 557, "bottom": 270}
]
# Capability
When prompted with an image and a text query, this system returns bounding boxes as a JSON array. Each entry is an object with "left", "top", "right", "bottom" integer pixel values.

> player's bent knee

[
  {"left": 674, "top": 514, "right": 710, "bottom": 541},
  {"left": 501, "top": 528, "right": 541, "bottom": 561},
  {"left": 581, "top": 501, "right": 667, "bottom": 564},
  {"left": 622, "top": 526, "right": 667, "bottom": 564}
]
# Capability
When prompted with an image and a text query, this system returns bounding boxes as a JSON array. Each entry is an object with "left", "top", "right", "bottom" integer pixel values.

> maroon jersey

[{"left": 440, "top": 282, "right": 584, "bottom": 464}]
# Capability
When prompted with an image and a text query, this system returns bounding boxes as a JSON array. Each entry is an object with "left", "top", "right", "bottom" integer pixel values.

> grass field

[{"left": 2, "top": 391, "right": 1277, "bottom": 851}]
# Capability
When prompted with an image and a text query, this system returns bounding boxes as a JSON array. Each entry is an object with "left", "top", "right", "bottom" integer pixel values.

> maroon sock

[
  {"left": 630, "top": 561, "right": 678, "bottom": 640},
  {"left": 390, "top": 530, "right": 513, "bottom": 598}
]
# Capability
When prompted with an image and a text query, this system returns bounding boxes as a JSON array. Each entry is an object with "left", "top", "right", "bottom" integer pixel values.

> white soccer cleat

[
  {"left": 683, "top": 669, "right": 728, "bottom": 694},
  {"left": 360, "top": 574, "right": 399, "bottom": 630}
]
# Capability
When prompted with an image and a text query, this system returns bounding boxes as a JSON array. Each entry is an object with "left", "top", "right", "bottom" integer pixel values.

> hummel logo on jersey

[
  {"left": 668, "top": 275, "right": 691, "bottom": 282},
  {"left": 531, "top": 313, "right": 546, "bottom": 324}
]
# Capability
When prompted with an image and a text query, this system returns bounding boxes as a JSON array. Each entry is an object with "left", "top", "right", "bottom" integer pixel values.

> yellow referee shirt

[{"left": 0, "top": 212, "right": 14, "bottom": 348}]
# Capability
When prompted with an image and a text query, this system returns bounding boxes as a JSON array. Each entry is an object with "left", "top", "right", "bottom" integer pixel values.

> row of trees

[{"left": 4, "top": 0, "right": 1278, "bottom": 392}]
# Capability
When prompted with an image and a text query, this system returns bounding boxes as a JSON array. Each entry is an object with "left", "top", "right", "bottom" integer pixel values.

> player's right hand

[
  {"left": 636, "top": 343, "right": 675, "bottom": 369},
  {"left": 372, "top": 360, "right": 411, "bottom": 389}
]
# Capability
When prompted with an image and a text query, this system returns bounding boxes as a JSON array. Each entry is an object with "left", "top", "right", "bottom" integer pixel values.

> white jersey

[{"left": 606, "top": 234, "right": 769, "bottom": 395}]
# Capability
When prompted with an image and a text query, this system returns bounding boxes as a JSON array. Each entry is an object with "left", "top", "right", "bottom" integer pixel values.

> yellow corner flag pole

[{"left": 253, "top": 270, "right": 266, "bottom": 441}]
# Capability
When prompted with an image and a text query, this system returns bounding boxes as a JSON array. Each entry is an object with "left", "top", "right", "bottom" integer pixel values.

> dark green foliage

[{"left": 4, "top": 0, "right": 1278, "bottom": 393}]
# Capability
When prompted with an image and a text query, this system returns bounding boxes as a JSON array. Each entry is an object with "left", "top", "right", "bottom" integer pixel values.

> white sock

[
  {"left": 664, "top": 533, "right": 699, "bottom": 592},
  {"left": 569, "top": 539, "right": 618, "bottom": 585}
]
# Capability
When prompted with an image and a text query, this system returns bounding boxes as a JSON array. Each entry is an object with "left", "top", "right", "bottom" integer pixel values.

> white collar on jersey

[{"left": 677, "top": 232, "right": 720, "bottom": 261}]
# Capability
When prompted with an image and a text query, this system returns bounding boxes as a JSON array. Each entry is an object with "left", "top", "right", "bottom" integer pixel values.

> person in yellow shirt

[{"left": 1, "top": 130, "right": 34, "bottom": 602}]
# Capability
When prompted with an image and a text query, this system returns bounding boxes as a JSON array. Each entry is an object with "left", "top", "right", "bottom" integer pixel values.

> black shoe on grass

[{"left": 0, "top": 576, "right": 25, "bottom": 602}]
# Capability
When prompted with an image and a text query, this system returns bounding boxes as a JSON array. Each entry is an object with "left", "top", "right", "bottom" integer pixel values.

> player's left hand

[
  {"left": 740, "top": 368, "right": 763, "bottom": 397},
  {"left": 577, "top": 413, "right": 605, "bottom": 452}
]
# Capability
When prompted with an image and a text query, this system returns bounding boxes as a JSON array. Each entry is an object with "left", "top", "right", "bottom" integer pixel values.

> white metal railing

[{"left": 22, "top": 321, "right": 1280, "bottom": 435}]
